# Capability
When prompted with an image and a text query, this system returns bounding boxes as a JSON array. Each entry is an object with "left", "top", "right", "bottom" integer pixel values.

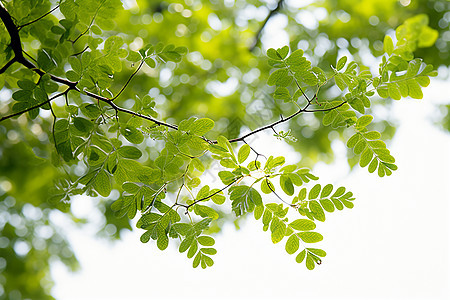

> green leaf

[
  {"left": 296, "top": 250, "right": 306, "bottom": 263},
  {"left": 332, "top": 187, "right": 346, "bottom": 198},
  {"left": 320, "top": 199, "right": 335, "bottom": 213},
  {"left": 260, "top": 178, "right": 274, "bottom": 194},
  {"left": 280, "top": 175, "right": 294, "bottom": 196},
  {"left": 118, "top": 146, "right": 142, "bottom": 159},
  {"left": 187, "top": 241, "right": 198, "bottom": 259},
  {"left": 157, "top": 233, "right": 169, "bottom": 250},
  {"left": 368, "top": 158, "right": 378, "bottom": 173},
  {"left": 37, "top": 50, "right": 56, "bottom": 72},
  {"left": 320, "top": 184, "right": 333, "bottom": 198},
  {"left": 336, "top": 56, "right": 347, "bottom": 71},
  {"left": 121, "top": 126, "right": 144, "bottom": 144},
  {"left": 93, "top": 169, "right": 111, "bottom": 197},
  {"left": 267, "top": 48, "right": 280, "bottom": 60},
  {"left": 194, "top": 205, "right": 219, "bottom": 220},
  {"left": 122, "top": 182, "right": 140, "bottom": 194},
  {"left": 179, "top": 235, "right": 194, "bottom": 253},
  {"left": 237, "top": 144, "right": 250, "bottom": 164},
  {"left": 127, "top": 51, "right": 142, "bottom": 62},
  {"left": 218, "top": 171, "right": 239, "bottom": 185},
  {"left": 229, "top": 186, "right": 262, "bottom": 216},
  {"left": 406, "top": 79, "right": 423, "bottom": 99},
  {"left": 308, "top": 248, "right": 327, "bottom": 257},
  {"left": 289, "top": 219, "right": 316, "bottom": 231},
  {"left": 347, "top": 133, "right": 360, "bottom": 148},
  {"left": 363, "top": 131, "right": 381, "bottom": 140},
  {"left": 193, "top": 252, "right": 201, "bottom": 268},
  {"left": 306, "top": 254, "right": 316, "bottom": 270},
  {"left": 270, "top": 218, "right": 286, "bottom": 244},
  {"left": 308, "top": 184, "right": 321, "bottom": 200},
  {"left": 277, "top": 46, "right": 290, "bottom": 59},
  {"left": 384, "top": 35, "right": 394, "bottom": 56},
  {"left": 285, "top": 235, "right": 300, "bottom": 255},
  {"left": 273, "top": 87, "right": 291, "bottom": 101},
  {"left": 388, "top": 83, "right": 401, "bottom": 100},
  {"left": 189, "top": 118, "right": 215, "bottom": 136},
  {"left": 73, "top": 117, "right": 93, "bottom": 134},
  {"left": 197, "top": 236, "right": 215, "bottom": 246},
  {"left": 298, "top": 232, "right": 323, "bottom": 243},
  {"left": 81, "top": 104, "right": 102, "bottom": 118},
  {"left": 145, "top": 57, "right": 156, "bottom": 68},
  {"left": 309, "top": 201, "right": 325, "bottom": 222},
  {"left": 200, "top": 248, "right": 217, "bottom": 255},
  {"left": 360, "top": 148, "right": 373, "bottom": 167},
  {"left": 356, "top": 115, "right": 373, "bottom": 129},
  {"left": 267, "top": 69, "right": 291, "bottom": 87}
]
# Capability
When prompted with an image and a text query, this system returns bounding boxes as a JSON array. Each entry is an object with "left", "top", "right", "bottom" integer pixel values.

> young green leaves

[
  {"left": 347, "top": 115, "right": 397, "bottom": 177},
  {"left": 267, "top": 46, "right": 319, "bottom": 104},
  {"left": 293, "top": 184, "right": 355, "bottom": 221},
  {"left": 376, "top": 15, "right": 438, "bottom": 100},
  {"left": 254, "top": 203, "right": 326, "bottom": 270}
]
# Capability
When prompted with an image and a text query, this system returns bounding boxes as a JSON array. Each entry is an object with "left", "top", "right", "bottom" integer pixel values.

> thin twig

[
  {"left": 72, "top": 0, "right": 104, "bottom": 44},
  {"left": 0, "top": 57, "right": 16, "bottom": 74},
  {"left": 104, "top": 99, "right": 179, "bottom": 130},
  {"left": 111, "top": 60, "right": 145, "bottom": 101},
  {"left": 0, "top": 91, "right": 66, "bottom": 122},
  {"left": 181, "top": 177, "right": 241, "bottom": 210},
  {"left": 18, "top": 5, "right": 60, "bottom": 30}
]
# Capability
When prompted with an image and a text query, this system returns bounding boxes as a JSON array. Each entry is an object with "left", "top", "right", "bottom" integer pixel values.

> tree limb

[
  {"left": 17, "top": 4, "right": 60, "bottom": 30},
  {"left": 0, "top": 3, "right": 345, "bottom": 145},
  {"left": 0, "top": 91, "right": 66, "bottom": 122},
  {"left": 0, "top": 57, "right": 17, "bottom": 74}
]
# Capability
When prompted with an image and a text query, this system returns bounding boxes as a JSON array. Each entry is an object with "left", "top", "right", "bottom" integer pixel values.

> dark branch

[
  {"left": 104, "top": 99, "right": 179, "bottom": 130},
  {"left": 303, "top": 102, "right": 346, "bottom": 113},
  {"left": 111, "top": 60, "right": 145, "bottom": 101},
  {"left": 0, "top": 3, "right": 77, "bottom": 87},
  {"left": 182, "top": 177, "right": 241, "bottom": 210},
  {"left": 0, "top": 2, "right": 346, "bottom": 144},
  {"left": 0, "top": 4, "right": 179, "bottom": 131},
  {"left": 0, "top": 57, "right": 17, "bottom": 73},
  {"left": 219, "top": 101, "right": 347, "bottom": 144},
  {"left": 0, "top": 91, "right": 66, "bottom": 122},
  {"left": 72, "top": 2, "right": 102, "bottom": 44},
  {"left": 249, "top": 0, "right": 284, "bottom": 51},
  {"left": 265, "top": 177, "right": 294, "bottom": 207},
  {"left": 18, "top": 5, "right": 60, "bottom": 30},
  {"left": 71, "top": 46, "right": 89, "bottom": 57},
  {"left": 0, "top": 3, "right": 24, "bottom": 61}
]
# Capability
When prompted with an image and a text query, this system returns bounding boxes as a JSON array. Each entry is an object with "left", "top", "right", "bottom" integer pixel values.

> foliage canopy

[{"left": 0, "top": 0, "right": 448, "bottom": 299}]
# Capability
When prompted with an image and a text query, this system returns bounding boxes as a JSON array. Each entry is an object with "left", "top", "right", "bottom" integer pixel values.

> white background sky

[{"left": 51, "top": 78, "right": 450, "bottom": 300}]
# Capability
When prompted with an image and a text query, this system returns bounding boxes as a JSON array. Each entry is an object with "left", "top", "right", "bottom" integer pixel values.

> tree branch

[
  {"left": 111, "top": 60, "right": 145, "bottom": 101},
  {"left": 0, "top": 3, "right": 24, "bottom": 61},
  {"left": 249, "top": 0, "right": 284, "bottom": 51},
  {"left": 17, "top": 5, "right": 60, "bottom": 30},
  {"left": 0, "top": 57, "right": 17, "bottom": 74},
  {"left": 1, "top": 2, "right": 346, "bottom": 146},
  {"left": 220, "top": 101, "right": 347, "bottom": 144},
  {"left": 0, "top": 91, "right": 66, "bottom": 122},
  {"left": 181, "top": 177, "right": 241, "bottom": 210},
  {"left": 104, "top": 99, "right": 179, "bottom": 130}
]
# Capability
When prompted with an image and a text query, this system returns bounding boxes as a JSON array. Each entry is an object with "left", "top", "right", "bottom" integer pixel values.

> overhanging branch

[{"left": 1, "top": 3, "right": 346, "bottom": 146}]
